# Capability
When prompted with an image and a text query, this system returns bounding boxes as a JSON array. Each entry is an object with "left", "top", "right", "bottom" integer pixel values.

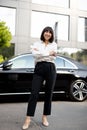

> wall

[{"left": 0, "top": 0, "right": 87, "bottom": 55}]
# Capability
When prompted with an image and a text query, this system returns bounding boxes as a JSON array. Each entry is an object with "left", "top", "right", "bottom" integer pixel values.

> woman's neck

[{"left": 44, "top": 40, "right": 49, "bottom": 45}]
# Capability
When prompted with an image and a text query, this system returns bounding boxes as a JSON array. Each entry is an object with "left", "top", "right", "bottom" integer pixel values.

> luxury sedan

[{"left": 0, "top": 53, "right": 87, "bottom": 102}]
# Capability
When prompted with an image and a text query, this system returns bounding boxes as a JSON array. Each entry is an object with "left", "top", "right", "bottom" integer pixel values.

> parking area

[{"left": 0, "top": 99, "right": 87, "bottom": 130}]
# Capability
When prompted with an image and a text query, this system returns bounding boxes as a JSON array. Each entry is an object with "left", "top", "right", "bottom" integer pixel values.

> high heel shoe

[
  {"left": 42, "top": 121, "right": 49, "bottom": 127},
  {"left": 22, "top": 117, "right": 31, "bottom": 130},
  {"left": 42, "top": 116, "right": 49, "bottom": 127},
  {"left": 22, "top": 123, "right": 30, "bottom": 130}
]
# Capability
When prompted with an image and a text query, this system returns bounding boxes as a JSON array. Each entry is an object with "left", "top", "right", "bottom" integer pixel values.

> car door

[
  {"left": 0, "top": 54, "right": 35, "bottom": 95},
  {"left": 54, "top": 56, "right": 77, "bottom": 92}
]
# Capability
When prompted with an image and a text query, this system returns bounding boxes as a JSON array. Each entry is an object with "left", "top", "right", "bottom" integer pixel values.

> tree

[
  {"left": 0, "top": 21, "right": 12, "bottom": 47},
  {"left": 0, "top": 21, "right": 13, "bottom": 63}
]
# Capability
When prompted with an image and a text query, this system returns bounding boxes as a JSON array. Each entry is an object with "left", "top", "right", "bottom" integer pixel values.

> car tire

[{"left": 69, "top": 79, "right": 87, "bottom": 102}]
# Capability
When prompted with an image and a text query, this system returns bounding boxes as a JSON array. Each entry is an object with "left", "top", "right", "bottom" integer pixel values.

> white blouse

[{"left": 30, "top": 41, "right": 57, "bottom": 64}]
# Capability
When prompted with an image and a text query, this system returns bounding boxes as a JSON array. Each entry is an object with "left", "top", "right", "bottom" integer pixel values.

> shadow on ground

[{"left": 0, "top": 93, "right": 71, "bottom": 103}]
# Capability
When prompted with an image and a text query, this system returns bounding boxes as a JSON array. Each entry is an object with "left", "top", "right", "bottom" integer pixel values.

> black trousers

[{"left": 27, "top": 61, "right": 56, "bottom": 116}]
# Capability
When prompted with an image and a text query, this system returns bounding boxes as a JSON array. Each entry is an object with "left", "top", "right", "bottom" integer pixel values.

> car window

[
  {"left": 55, "top": 57, "right": 65, "bottom": 68},
  {"left": 55, "top": 57, "right": 75, "bottom": 69},
  {"left": 11, "top": 55, "right": 35, "bottom": 69},
  {"left": 65, "top": 60, "right": 75, "bottom": 68},
  {"left": 10, "top": 54, "right": 75, "bottom": 69}
]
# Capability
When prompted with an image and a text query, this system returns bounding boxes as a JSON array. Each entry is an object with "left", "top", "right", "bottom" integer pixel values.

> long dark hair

[{"left": 40, "top": 26, "right": 54, "bottom": 43}]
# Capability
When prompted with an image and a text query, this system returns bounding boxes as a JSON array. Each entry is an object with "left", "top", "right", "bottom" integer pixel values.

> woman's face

[{"left": 43, "top": 31, "right": 52, "bottom": 42}]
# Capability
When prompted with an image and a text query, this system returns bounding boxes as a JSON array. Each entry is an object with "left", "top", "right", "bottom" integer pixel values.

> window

[
  {"left": 78, "top": 17, "right": 87, "bottom": 42},
  {"left": 32, "top": 0, "right": 69, "bottom": 8},
  {"left": 55, "top": 57, "right": 64, "bottom": 68},
  {"left": 78, "top": 0, "right": 87, "bottom": 11},
  {"left": 65, "top": 60, "right": 75, "bottom": 68},
  {"left": 31, "top": 11, "right": 69, "bottom": 41},
  {"left": 0, "top": 6, "right": 16, "bottom": 35},
  {"left": 11, "top": 55, "right": 35, "bottom": 69},
  {"left": 55, "top": 57, "right": 75, "bottom": 68}
]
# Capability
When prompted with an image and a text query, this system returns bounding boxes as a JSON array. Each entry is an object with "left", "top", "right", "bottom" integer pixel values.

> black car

[{"left": 0, "top": 53, "right": 87, "bottom": 102}]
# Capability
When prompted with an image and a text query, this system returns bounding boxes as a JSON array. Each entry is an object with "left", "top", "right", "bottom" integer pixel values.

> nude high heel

[{"left": 22, "top": 116, "right": 31, "bottom": 130}]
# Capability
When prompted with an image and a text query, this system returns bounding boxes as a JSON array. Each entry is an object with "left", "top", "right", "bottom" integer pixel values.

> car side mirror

[{"left": 3, "top": 61, "right": 13, "bottom": 70}]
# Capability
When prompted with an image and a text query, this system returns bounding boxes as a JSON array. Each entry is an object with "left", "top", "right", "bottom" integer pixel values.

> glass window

[
  {"left": 78, "top": 17, "right": 87, "bottom": 42},
  {"left": 32, "top": 0, "right": 69, "bottom": 8},
  {"left": 0, "top": 6, "right": 16, "bottom": 35},
  {"left": 12, "top": 58, "right": 27, "bottom": 68},
  {"left": 55, "top": 57, "right": 75, "bottom": 68},
  {"left": 11, "top": 55, "right": 35, "bottom": 69},
  {"left": 78, "top": 0, "right": 87, "bottom": 11},
  {"left": 31, "top": 11, "right": 69, "bottom": 41},
  {"left": 55, "top": 57, "right": 65, "bottom": 68},
  {"left": 65, "top": 60, "right": 75, "bottom": 68}
]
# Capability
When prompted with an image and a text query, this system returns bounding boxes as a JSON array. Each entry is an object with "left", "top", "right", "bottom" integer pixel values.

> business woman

[{"left": 22, "top": 26, "right": 57, "bottom": 129}]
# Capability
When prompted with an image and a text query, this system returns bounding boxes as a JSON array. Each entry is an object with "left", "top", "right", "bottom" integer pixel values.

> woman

[{"left": 22, "top": 26, "right": 57, "bottom": 129}]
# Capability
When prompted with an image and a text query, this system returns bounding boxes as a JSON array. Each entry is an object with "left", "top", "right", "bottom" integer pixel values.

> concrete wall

[
  {"left": 0, "top": 0, "right": 31, "bottom": 55},
  {"left": 0, "top": 0, "right": 87, "bottom": 55}
]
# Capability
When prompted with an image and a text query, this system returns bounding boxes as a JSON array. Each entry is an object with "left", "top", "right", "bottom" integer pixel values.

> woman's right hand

[
  {"left": 33, "top": 48, "right": 39, "bottom": 51},
  {"left": 49, "top": 51, "right": 57, "bottom": 56}
]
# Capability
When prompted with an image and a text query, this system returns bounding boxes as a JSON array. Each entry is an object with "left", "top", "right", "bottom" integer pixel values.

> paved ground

[{"left": 0, "top": 100, "right": 87, "bottom": 130}]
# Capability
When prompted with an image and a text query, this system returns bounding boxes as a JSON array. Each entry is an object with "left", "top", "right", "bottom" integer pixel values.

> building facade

[{"left": 0, "top": 0, "right": 87, "bottom": 55}]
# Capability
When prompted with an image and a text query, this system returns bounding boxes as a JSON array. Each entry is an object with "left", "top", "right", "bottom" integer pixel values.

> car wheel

[{"left": 69, "top": 79, "right": 87, "bottom": 102}]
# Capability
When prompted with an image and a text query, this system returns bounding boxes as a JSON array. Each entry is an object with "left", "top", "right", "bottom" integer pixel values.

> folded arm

[{"left": 30, "top": 43, "right": 57, "bottom": 58}]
